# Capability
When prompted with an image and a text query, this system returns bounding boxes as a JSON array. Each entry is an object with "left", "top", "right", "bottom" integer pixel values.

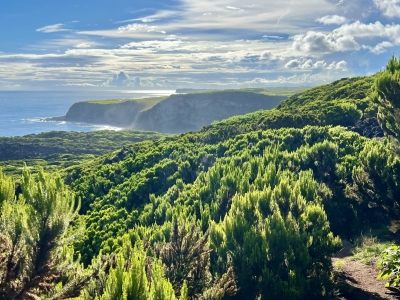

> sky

[{"left": 0, "top": 0, "right": 399, "bottom": 90}]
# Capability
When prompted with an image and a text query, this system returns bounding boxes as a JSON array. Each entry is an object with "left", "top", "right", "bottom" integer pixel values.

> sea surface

[{"left": 0, "top": 90, "right": 175, "bottom": 137}]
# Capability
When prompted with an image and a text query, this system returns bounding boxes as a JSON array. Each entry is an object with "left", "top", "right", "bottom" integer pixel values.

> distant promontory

[{"left": 48, "top": 90, "right": 288, "bottom": 134}]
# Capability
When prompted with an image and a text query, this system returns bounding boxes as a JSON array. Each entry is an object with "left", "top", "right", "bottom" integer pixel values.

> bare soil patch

[{"left": 333, "top": 240, "right": 399, "bottom": 300}]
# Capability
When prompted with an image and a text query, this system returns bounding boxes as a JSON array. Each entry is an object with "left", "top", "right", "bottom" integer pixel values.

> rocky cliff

[
  {"left": 58, "top": 91, "right": 286, "bottom": 134},
  {"left": 135, "top": 91, "right": 286, "bottom": 133},
  {"left": 64, "top": 101, "right": 145, "bottom": 127}
]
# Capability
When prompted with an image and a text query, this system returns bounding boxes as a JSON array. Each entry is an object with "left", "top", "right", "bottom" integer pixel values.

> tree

[
  {"left": 0, "top": 168, "right": 88, "bottom": 299},
  {"left": 372, "top": 56, "right": 400, "bottom": 138}
]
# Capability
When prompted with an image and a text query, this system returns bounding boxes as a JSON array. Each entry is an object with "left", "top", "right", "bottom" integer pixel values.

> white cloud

[
  {"left": 141, "top": 18, "right": 158, "bottom": 23},
  {"left": 36, "top": 23, "right": 70, "bottom": 33},
  {"left": 262, "top": 35, "right": 284, "bottom": 39},
  {"left": 335, "top": 21, "right": 400, "bottom": 44},
  {"left": 226, "top": 6, "right": 243, "bottom": 11},
  {"left": 362, "top": 41, "right": 394, "bottom": 54},
  {"left": 248, "top": 72, "right": 339, "bottom": 85},
  {"left": 74, "top": 43, "right": 92, "bottom": 49},
  {"left": 259, "top": 51, "right": 280, "bottom": 61},
  {"left": 118, "top": 23, "right": 159, "bottom": 32},
  {"left": 327, "top": 60, "right": 347, "bottom": 70},
  {"left": 292, "top": 31, "right": 360, "bottom": 54},
  {"left": 63, "top": 82, "right": 97, "bottom": 87},
  {"left": 316, "top": 15, "right": 347, "bottom": 25},
  {"left": 374, "top": 0, "right": 400, "bottom": 18},
  {"left": 285, "top": 58, "right": 328, "bottom": 69},
  {"left": 103, "top": 71, "right": 130, "bottom": 86},
  {"left": 3, "top": 0, "right": 386, "bottom": 88},
  {"left": 335, "top": 21, "right": 385, "bottom": 37}
]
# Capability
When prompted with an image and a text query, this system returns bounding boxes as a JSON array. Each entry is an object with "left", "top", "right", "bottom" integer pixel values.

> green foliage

[
  {"left": 97, "top": 241, "right": 177, "bottom": 300},
  {"left": 351, "top": 235, "right": 390, "bottom": 265},
  {"left": 372, "top": 56, "right": 400, "bottom": 138},
  {"left": 154, "top": 222, "right": 212, "bottom": 296},
  {"left": 210, "top": 172, "right": 341, "bottom": 299},
  {"left": 180, "top": 282, "right": 188, "bottom": 300},
  {"left": 86, "top": 96, "right": 167, "bottom": 109},
  {"left": 0, "top": 168, "right": 90, "bottom": 299},
  {"left": 378, "top": 245, "right": 400, "bottom": 289},
  {"left": 2, "top": 66, "right": 399, "bottom": 299},
  {"left": 0, "top": 130, "right": 164, "bottom": 175}
]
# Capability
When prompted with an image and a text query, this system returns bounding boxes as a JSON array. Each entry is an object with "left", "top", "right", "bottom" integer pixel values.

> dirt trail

[{"left": 333, "top": 240, "right": 398, "bottom": 300}]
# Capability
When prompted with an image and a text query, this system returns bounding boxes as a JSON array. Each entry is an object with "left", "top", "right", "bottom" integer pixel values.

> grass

[
  {"left": 333, "top": 259, "right": 347, "bottom": 272},
  {"left": 84, "top": 96, "right": 167, "bottom": 110},
  {"left": 350, "top": 234, "right": 391, "bottom": 265},
  {"left": 260, "top": 87, "right": 311, "bottom": 97}
]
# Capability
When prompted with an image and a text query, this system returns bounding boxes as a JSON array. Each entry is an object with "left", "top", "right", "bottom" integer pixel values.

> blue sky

[{"left": 0, "top": 0, "right": 399, "bottom": 90}]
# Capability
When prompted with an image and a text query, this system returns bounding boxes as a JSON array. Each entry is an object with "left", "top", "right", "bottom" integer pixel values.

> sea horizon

[{"left": 0, "top": 90, "right": 175, "bottom": 137}]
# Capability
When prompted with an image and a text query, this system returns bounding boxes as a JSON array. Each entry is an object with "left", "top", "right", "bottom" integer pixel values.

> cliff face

[
  {"left": 65, "top": 101, "right": 145, "bottom": 127},
  {"left": 135, "top": 92, "right": 286, "bottom": 133},
  {"left": 62, "top": 91, "right": 286, "bottom": 133}
]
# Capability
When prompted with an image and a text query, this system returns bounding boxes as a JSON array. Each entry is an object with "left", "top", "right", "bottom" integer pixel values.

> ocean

[{"left": 0, "top": 90, "right": 175, "bottom": 137}]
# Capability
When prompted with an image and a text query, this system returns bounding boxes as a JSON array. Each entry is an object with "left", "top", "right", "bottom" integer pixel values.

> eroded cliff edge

[{"left": 57, "top": 91, "right": 287, "bottom": 133}]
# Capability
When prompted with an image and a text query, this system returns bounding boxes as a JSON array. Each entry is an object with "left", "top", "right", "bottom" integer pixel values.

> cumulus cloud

[
  {"left": 335, "top": 21, "right": 400, "bottom": 44},
  {"left": 362, "top": 41, "right": 394, "bottom": 54},
  {"left": 373, "top": 0, "right": 400, "bottom": 18},
  {"left": 335, "top": 21, "right": 385, "bottom": 37},
  {"left": 292, "top": 31, "right": 360, "bottom": 54},
  {"left": 259, "top": 51, "right": 280, "bottom": 61},
  {"left": 316, "top": 15, "right": 347, "bottom": 25},
  {"left": 103, "top": 71, "right": 130, "bottom": 86},
  {"left": 285, "top": 58, "right": 328, "bottom": 69},
  {"left": 248, "top": 72, "right": 334, "bottom": 85},
  {"left": 327, "top": 60, "right": 347, "bottom": 70},
  {"left": 36, "top": 23, "right": 70, "bottom": 33}
]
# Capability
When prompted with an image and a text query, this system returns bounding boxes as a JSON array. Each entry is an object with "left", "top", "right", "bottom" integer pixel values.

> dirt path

[{"left": 333, "top": 241, "right": 399, "bottom": 300}]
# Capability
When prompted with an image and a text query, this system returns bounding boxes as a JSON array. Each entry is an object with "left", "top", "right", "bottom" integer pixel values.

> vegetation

[
  {"left": 351, "top": 235, "right": 391, "bottom": 265},
  {"left": 2, "top": 58, "right": 400, "bottom": 298},
  {"left": 0, "top": 130, "right": 164, "bottom": 175},
  {"left": 378, "top": 245, "right": 400, "bottom": 289},
  {"left": 0, "top": 168, "right": 91, "bottom": 299},
  {"left": 373, "top": 55, "right": 400, "bottom": 138},
  {"left": 85, "top": 96, "right": 167, "bottom": 111}
]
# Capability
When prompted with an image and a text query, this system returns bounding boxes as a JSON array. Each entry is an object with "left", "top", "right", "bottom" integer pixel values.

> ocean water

[{"left": 0, "top": 90, "right": 175, "bottom": 137}]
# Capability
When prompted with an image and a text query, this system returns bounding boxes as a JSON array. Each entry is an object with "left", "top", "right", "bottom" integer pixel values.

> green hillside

[
  {"left": 0, "top": 130, "right": 164, "bottom": 175},
  {"left": 1, "top": 61, "right": 400, "bottom": 299}
]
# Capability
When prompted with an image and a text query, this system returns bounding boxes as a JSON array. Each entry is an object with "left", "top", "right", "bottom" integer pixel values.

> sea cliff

[{"left": 56, "top": 91, "right": 287, "bottom": 133}]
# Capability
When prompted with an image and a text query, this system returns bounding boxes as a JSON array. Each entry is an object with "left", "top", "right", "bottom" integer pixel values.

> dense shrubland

[
  {"left": 1, "top": 58, "right": 400, "bottom": 298},
  {"left": 0, "top": 130, "right": 164, "bottom": 176}
]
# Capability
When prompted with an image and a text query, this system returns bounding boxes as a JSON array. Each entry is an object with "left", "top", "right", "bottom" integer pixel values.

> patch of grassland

[{"left": 84, "top": 96, "right": 167, "bottom": 110}]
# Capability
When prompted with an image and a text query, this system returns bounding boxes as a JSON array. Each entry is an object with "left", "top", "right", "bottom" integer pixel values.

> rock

[
  {"left": 349, "top": 117, "right": 384, "bottom": 138},
  {"left": 104, "top": 147, "right": 133, "bottom": 164}
]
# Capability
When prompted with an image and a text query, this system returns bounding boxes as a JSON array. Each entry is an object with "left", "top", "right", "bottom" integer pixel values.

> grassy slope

[{"left": 84, "top": 96, "right": 168, "bottom": 110}]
